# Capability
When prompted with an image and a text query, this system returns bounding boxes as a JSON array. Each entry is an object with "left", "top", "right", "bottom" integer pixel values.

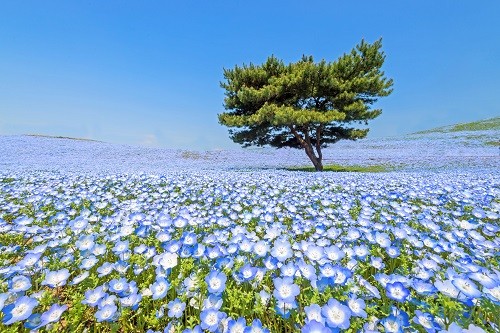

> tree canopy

[{"left": 218, "top": 39, "right": 393, "bottom": 171}]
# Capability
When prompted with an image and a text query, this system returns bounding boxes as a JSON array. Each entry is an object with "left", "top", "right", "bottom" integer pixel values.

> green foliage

[
  {"left": 484, "top": 140, "right": 500, "bottom": 146},
  {"left": 286, "top": 163, "right": 392, "bottom": 172},
  {"left": 218, "top": 39, "right": 393, "bottom": 171}
]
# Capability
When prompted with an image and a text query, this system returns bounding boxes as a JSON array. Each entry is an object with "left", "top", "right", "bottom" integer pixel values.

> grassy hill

[{"left": 413, "top": 117, "right": 500, "bottom": 134}]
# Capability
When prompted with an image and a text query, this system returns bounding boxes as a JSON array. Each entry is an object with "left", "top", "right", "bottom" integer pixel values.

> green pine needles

[{"left": 218, "top": 39, "right": 393, "bottom": 171}]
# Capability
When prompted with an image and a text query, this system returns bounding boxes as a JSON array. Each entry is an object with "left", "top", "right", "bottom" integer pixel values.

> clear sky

[{"left": 1, "top": 1, "right": 499, "bottom": 150}]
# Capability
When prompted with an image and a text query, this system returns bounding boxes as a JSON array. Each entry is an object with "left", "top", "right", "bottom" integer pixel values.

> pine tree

[{"left": 218, "top": 39, "right": 393, "bottom": 171}]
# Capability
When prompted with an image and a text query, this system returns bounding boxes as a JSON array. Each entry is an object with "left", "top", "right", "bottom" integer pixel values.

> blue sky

[{"left": 1, "top": 1, "right": 499, "bottom": 150}]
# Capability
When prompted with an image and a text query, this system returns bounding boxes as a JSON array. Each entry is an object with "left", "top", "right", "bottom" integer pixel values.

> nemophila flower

[
  {"left": 120, "top": 292, "right": 142, "bottom": 310},
  {"left": 271, "top": 239, "right": 293, "bottom": 262},
  {"left": 200, "top": 309, "right": 226, "bottom": 332},
  {"left": 381, "top": 315, "right": 405, "bottom": 333},
  {"left": 75, "top": 234, "right": 95, "bottom": 251},
  {"left": 434, "top": 280, "right": 460, "bottom": 298},
  {"left": 324, "top": 245, "right": 344, "bottom": 262},
  {"left": 304, "top": 304, "right": 324, "bottom": 324},
  {"left": 108, "top": 278, "right": 129, "bottom": 296},
  {"left": 280, "top": 262, "right": 297, "bottom": 277},
  {"left": 412, "top": 279, "right": 438, "bottom": 296},
  {"left": 413, "top": 310, "right": 440, "bottom": 332},
  {"left": 82, "top": 286, "right": 106, "bottom": 307},
  {"left": 451, "top": 277, "right": 482, "bottom": 298},
  {"left": 95, "top": 304, "right": 118, "bottom": 322},
  {"left": 244, "top": 318, "right": 270, "bottom": 333},
  {"left": 40, "top": 303, "right": 67, "bottom": 326},
  {"left": 301, "top": 320, "right": 331, "bottom": 333},
  {"left": 202, "top": 294, "right": 223, "bottom": 310},
  {"left": 253, "top": 240, "right": 270, "bottom": 257},
  {"left": 484, "top": 285, "right": 500, "bottom": 304},
  {"left": 227, "top": 317, "right": 247, "bottom": 333},
  {"left": 305, "top": 244, "right": 325, "bottom": 262},
  {"left": 273, "top": 277, "right": 300, "bottom": 303},
  {"left": 370, "top": 256, "right": 385, "bottom": 270},
  {"left": 114, "top": 260, "right": 129, "bottom": 275},
  {"left": 80, "top": 255, "right": 98, "bottom": 270},
  {"left": 332, "top": 266, "right": 352, "bottom": 285},
  {"left": 24, "top": 313, "right": 43, "bottom": 330},
  {"left": 238, "top": 264, "right": 257, "bottom": 281},
  {"left": 9, "top": 275, "right": 31, "bottom": 292},
  {"left": 97, "top": 262, "right": 115, "bottom": 277},
  {"left": 469, "top": 271, "right": 498, "bottom": 289},
  {"left": 0, "top": 293, "right": 11, "bottom": 311},
  {"left": 42, "top": 268, "right": 70, "bottom": 288},
  {"left": 322, "top": 298, "right": 351, "bottom": 330},
  {"left": 17, "top": 252, "right": 42, "bottom": 269},
  {"left": 2, "top": 296, "right": 38, "bottom": 325},
  {"left": 151, "top": 278, "right": 170, "bottom": 300},
  {"left": 159, "top": 252, "right": 178, "bottom": 269},
  {"left": 167, "top": 298, "right": 186, "bottom": 318},
  {"left": 205, "top": 270, "right": 227, "bottom": 294},
  {"left": 348, "top": 297, "right": 367, "bottom": 318},
  {"left": 70, "top": 271, "right": 89, "bottom": 285},
  {"left": 112, "top": 240, "right": 129, "bottom": 254},
  {"left": 359, "top": 278, "right": 381, "bottom": 299},
  {"left": 298, "top": 260, "right": 317, "bottom": 281},
  {"left": 386, "top": 246, "right": 400, "bottom": 258},
  {"left": 385, "top": 282, "right": 410, "bottom": 302},
  {"left": 156, "top": 305, "right": 165, "bottom": 319},
  {"left": 353, "top": 245, "right": 369, "bottom": 260},
  {"left": 275, "top": 300, "right": 297, "bottom": 319}
]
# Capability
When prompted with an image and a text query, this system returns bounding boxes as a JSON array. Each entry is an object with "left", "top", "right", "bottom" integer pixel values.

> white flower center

[
  {"left": 279, "top": 285, "right": 291, "bottom": 298},
  {"left": 206, "top": 313, "right": 218, "bottom": 325},
  {"left": 12, "top": 304, "right": 28, "bottom": 316}
]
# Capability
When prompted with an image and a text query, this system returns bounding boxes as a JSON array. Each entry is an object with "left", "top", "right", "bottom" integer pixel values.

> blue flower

[
  {"left": 380, "top": 314, "right": 404, "bottom": 333},
  {"left": 95, "top": 304, "right": 118, "bottom": 322},
  {"left": 167, "top": 298, "right": 186, "bottom": 318},
  {"left": 42, "top": 268, "right": 70, "bottom": 288},
  {"left": 2, "top": 296, "right": 38, "bottom": 325},
  {"left": 9, "top": 275, "right": 31, "bottom": 292},
  {"left": 305, "top": 244, "right": 325, "bottom": 262},
  {"left": 304, "top": 303, "right": 324, "bottom": 324},
  {"left": 40, "top": 303, "right": 68, "bottom": 326},
  {"left": 202, "top": 294, "right": 223, "bottom": 310},
  {"left": 244, "top": 319, "right": 270, "bottom": 333},
  {"left": 205, "top": 270, "right": 227, "bottom": 294},
  {"left": 271, "top": 239, "right": 293, "bottom": 262},
  {"left": 108, "top": 278, "right": 129, "bottom": 296},
  {"left": 321, "top": 298, "right": 351, "bottom": 330},
  {"left": 151, "top": 278, "right": 170, "bottom": 300},
  {"left": 385, "top": 282, "right": 410, "bottom": 302},
  {"left": 75, "top": 234, "right": 95, "bottom": 252},
  {"left": 301, "top": 320, "right": 332, "bottom": 333},
  {"left": 82, "top": 286, "right": 106, "bottom": 307},
  {"left": 451, "top": 277, "right": 482, "bottom": 299},
  {"left": 412, "top": 310, "right": 440, "bottom": 332},
  {"left": 347, "top": 297, "right": 367, "bottom": 318},
  {"left": 200, "top": 309, "right": 226, "bottom": 332},
  {"left": 112, "top": 240, "right": 129, "bottom": 254},
  {"left": 412, "top": 279, "right": 438, "bottom": 296},
  {"left": 97, "top": 262, "right": 115, "bottom": 277},
  {"left": 227, "top": 317, "right": 247, "bottom": 333},
  {"left": 273, "top": 277, "right": 300, "bottom": 303},
  {"left": 238, "top": 264, "right": 257, "bottom": 281}
]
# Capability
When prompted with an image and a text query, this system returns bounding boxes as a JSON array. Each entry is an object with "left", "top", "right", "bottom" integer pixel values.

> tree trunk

[
  {"left": 304, "top": 144, "right": 323, "bottom": 171},
  {"left": 290, "top": 126, "right": 324, "bottom": 171}
]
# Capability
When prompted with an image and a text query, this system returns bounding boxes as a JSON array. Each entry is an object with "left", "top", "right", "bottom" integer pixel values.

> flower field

[{"left": 1, "top": 168, "right": 499, "bottom": 332}]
